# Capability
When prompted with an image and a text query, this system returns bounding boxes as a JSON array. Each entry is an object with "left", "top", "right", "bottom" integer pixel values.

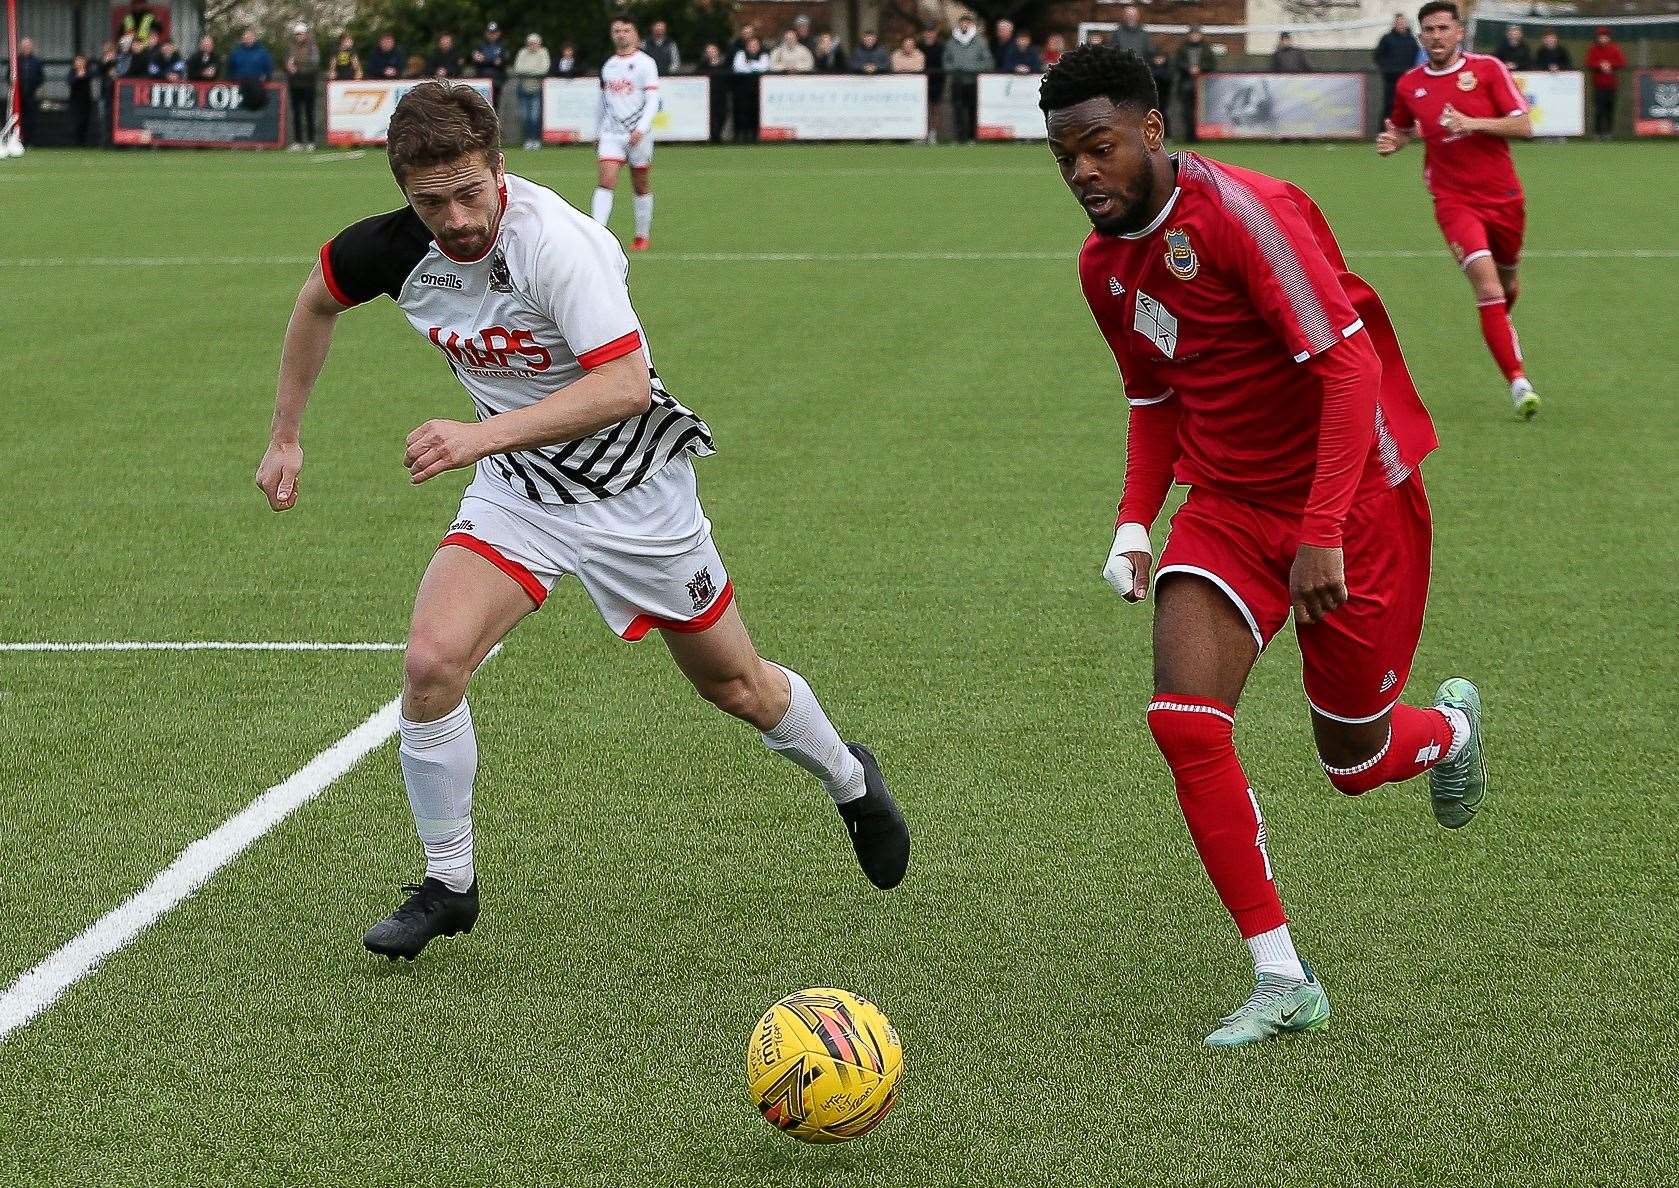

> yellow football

[{"left": 746, "top": 988, "right": 903, "bottom": 1144}]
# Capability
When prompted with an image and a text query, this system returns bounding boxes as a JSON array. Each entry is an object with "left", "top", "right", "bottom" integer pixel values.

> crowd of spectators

[{"left": 3, "top": 8, "right": 1646, "bottom": 149}]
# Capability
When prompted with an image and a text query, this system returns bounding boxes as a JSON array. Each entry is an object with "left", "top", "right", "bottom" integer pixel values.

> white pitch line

[
  {"left": 0, "top": 248, "right": 1672, "bottom": 268},
  {"left": 0, "top": 694, "right": 401, "bottom": 1042},
  {"left": 0, "top": 641, "right": 404, "bottom": 652}
]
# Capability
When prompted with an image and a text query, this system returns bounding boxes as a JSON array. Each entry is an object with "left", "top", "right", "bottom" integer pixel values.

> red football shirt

[
  {"left": 1080, "top": 152, "right": 1437, "bottom": 522},
  {"left": 1390, "top": 53, "right": 1528, "bottom": 204}
]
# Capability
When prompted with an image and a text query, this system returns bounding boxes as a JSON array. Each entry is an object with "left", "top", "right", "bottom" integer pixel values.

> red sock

[
  {"left": 1322, "top": 704, "right": 1457, "bottom": 795},
  {"left": 1147, "top": 696, "right": 1286, "bottom": 939},
  {"left": 1477, "top": 298, "right": 1525, "bottom": 382}
]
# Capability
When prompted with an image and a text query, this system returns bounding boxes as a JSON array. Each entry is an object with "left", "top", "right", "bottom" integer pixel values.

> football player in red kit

[
  {"left": 1041, "top": 45, "right": 1490, "bottom": 1046},
  {"left": 1379, "top": 1, "right": 1540, "bottom": 419}
]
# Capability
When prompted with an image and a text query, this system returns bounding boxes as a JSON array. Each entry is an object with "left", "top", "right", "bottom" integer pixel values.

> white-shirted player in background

[
  {"left": 255, "top": 83, "right": 909, "bottom": 960},
  {"left": 592, "top": 16, "right": 659, "bottom": 250}
]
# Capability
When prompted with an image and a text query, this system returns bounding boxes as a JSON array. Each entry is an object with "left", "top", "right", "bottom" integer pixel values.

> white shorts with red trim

[
  {"left": 440, "top": 456, "right": 731, "bottom": 641},
  {"left": 598, "top": 131, "right": 653, "bottom": 168}
]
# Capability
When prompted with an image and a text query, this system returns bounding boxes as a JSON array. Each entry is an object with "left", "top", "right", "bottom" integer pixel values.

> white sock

[
  {"left": 1247, "top": 925, "right": 1306, "bottom": 981},
  {"left": 590, "top": 186, "right": 614, "bottom": 225},
  {"left": 761, "top": 664, "right": 865, "bottom": 805},
  {"left": 633, "top": 192, "right": 653, "bottom": 239},
  {"left": 398, "top": 699, "right": 477, "bottom": 892},
  {"left": 1441, "top": 706, "right": 1471, "bottom": 761}
]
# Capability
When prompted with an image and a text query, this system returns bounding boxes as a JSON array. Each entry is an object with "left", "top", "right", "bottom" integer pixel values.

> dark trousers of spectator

[
  {"left": 952, "top": 77, "right": 978, "bottom": 143},
  {"left": 1155, "top": 79, "right": 1173, "bottom": 138},
  {"left": 1180, "top": 87, "right": 1200, "bottom": 143},
  {"left": 1381, "top": 73, "right": 1403, "bottom": 125},
  {"left": 1593, "top": 87, "right": 1616, "bottom": 138},
  {"left": 731, "top": 78, "right": 759, "bottom": 142},
  {"left": 101, "top": 82, "right": 116, "bottom": 144},
  {"left": 290, "top": 86, "right": 316, "bottom": 145},
  {"left": 518, "top": 91, "right": 542, "bottom": 143},
  {"left": 70, "top": 98, "right": 95, "bottom": 145},
  {"left": 19, "top": 95, "right": 39, "bottom": 145},
  {"left": 709, "top": 86, "right": 730, "bottom": 143}
]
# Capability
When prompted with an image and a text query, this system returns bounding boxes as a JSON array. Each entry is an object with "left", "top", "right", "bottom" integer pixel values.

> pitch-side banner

[
  {"left": 111, "top": 79, "right": 285, "bottom": 148},
  {"left": 759, "top": 75, "right": 927, "bottom": 141},
  {"left": 976, "top": 74, "right": 1047, "bottom": 140},
  {"left": 1635, "top": 70, "right": 1679, "bottom": 136},
  {"left": 1512, "top": 71, "right": 1584, "bottom": 137},
  {"left": 1198, "top": 73, "right": 1365, "bottom": 140},
  {"left": 327, "top": 79, "right": 493, "bottom": 146},
  {"left": 541, "top": 76, "right": 710, "bottom": 143}
]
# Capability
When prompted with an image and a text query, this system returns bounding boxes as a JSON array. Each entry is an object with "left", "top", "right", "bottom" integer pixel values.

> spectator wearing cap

[
  {"left": 1113, "top": 6, "right": 1149, "bottom": 60},
  {"left": 1495, "top": 26, "right": 1532, "bottom": 70},
  {"left": 646, "top": 21, "right": 681, "bottom": 76},
  {"left": 368, "top": 33, "right": 403, "bottom": 80},
  {"left": 472, "top": 23, "right": 507, "bottom": 99},
  {"left": 890, "top": 35, "right": 924, "bottom": 74},
  {"left": 329, "top": 34, "right": 362, "bottom": 81},
  {"left": 1270, "top": 32, "right": 1311, "bottom": 73},
  {"left": 427, "top": 33, "right": 463, "bottom": 79},
  {"left": 943, "top": 14, "right": 994, "bottom": 144},
  {"left": 285, "top": 23, "right": 320, "bottom": 149},
  {"left": 1534, "top": 29, "right": 1570, "bottom": 72},
  {"left": 1585, "top": 27, "right": 1626, "bottom": 140},
  {"left": 187, "top": 34, "right": 220, "bottom": 81},
  {"left": 771, "top": 30, "right": 815, "bottom": 73},
  {"left": 228, "top": 29, "right": 274, "bottom": 82},
  {"left": 812, "top": 32, "right": 846, "bottom": 73},
  {"left": 850, "top": 31, "right": 889, "bottom": 74},
  {"left": 513, "top": 33, "right": 549, "bottom": 150},
  {"left": 1000, "top": 29, "right": 1041, "bottom": 74}
]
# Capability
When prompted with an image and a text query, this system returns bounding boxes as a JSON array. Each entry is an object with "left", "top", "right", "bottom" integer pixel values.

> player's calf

[{"left": 1317, "top": 703, "right": 1461, "bottom": 796}]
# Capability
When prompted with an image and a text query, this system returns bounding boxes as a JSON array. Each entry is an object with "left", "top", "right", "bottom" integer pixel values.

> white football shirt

[
  {"left": 321, "top": 173, "right": 711, "bottom": 505},
  {"left": 598, "top": 49, "right": 659, "bottom": 137}
]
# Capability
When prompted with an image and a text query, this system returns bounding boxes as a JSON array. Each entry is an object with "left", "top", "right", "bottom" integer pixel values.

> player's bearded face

[
  {"left": 403, "top": 156, "right": 505, "bottom": 262},
  {"left": 1047, "top": 100, "right": 1164, "bottom": 237},
  {"left": 1419, "top": 16, "right": 1463, "bottom": 65}
]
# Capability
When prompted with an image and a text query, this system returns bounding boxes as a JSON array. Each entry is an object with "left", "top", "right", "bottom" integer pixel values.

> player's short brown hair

[
  {"left": 1417, "top": 1, "right": 1460, "bottom": 23},
  {"left": 386, "top": 81, "right": 501, "bottom": 186}
]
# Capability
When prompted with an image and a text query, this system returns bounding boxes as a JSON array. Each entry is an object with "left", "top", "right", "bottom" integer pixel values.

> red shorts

[
  {"left": 1434, "top": 196, "right": 1525, "bottom": 271},
  {"left": 1156, "top": 473, "right": 1433, "bottom": 723}
]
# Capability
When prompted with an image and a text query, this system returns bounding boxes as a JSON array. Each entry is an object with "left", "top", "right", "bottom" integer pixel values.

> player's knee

[
  {"left": 696, "top": 671, "right": 761, "bottom": 722},
  {"left": 403, "top": 629, "right": 473, "bottom": 703}
]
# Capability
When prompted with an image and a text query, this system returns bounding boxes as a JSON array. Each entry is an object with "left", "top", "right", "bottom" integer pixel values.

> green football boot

[
  {"left": 1429, "top": 677, "right": 1487, "bottom": 829},
  {"left": 1204, "top": 964, "right": 1331, "bottom": 1048}
]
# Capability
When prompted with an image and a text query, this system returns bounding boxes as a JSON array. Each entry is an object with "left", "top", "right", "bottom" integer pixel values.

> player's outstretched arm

[
  {"left": 257, "top": 263, "right": 349, "bottom": 511},
  {"left": 404, "top": 349, "right": 654, "bottom": 485},
  {"left": 1441, "top": 107, "right": 1532, "bottom": 139}
]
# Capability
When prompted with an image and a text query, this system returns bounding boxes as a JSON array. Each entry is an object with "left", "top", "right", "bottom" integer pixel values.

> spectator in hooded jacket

[
  {"left": 227, "top": 29, "right": 274, "bottom": 82},
  {"left": 944, "top": 14, "right": 994, "bottom": 143}
]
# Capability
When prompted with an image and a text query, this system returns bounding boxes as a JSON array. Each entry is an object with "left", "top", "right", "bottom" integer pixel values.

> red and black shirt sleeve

[{"left": 319, "top": 206, "right": 433, "bottom": 307}]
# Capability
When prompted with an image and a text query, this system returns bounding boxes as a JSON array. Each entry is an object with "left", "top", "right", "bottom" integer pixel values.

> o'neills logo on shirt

[
  {"left": 429, "top": 325, "right": 553, "bottom": 373},
  {"left": 419, "top": 272, "right": 463, "bottom": 290}
]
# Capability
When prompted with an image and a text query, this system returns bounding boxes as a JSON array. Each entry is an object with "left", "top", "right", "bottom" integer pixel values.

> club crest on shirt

[
  {"left": 686, "top": 567, "right": 716, "bottom": 611},
  {"left": 488, "top": 248, "right": 513, "bottom": 293},
  {"left": 1414, "top": 87, "right": 1427, "bottom": 98},
  {"left": 1133, "top": 290, "right": 1179, "bottom": 359},
  {"left": 1457, "top": 71, "right": 1478, "bottom": 92},
  {"left": 1163, "top": 228, "right": 1199, "bottom": 281}
]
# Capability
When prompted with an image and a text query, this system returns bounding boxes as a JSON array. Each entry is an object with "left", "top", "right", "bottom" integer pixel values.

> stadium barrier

[
  {"left": 111, "top": 79, "right": 285, "bottom": 149},
  {"left": 326, "top": 78, "right": 494, "bottom": 146},
  {"left": 1635, "top": 70, "right": 1679, "bottom": 136},
  {"left": 1197, "top": 73, "right": 1367, "bottom": 140},
  {"left": 542, "top": 76, "right": 710, "bottom": 143},
  {"left": 977, "top": 74, "right": 1050, "bottom": 140},
  {"left": 1513, "top": 71, "right": 1585, "bottom": 138},
  {"left": 758, "top": 74, "right": 928, "bottom": 141}
]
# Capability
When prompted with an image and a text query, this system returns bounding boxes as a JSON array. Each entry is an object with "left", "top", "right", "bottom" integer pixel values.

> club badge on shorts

[
  {"left": 1457, "top": 71, "right": 1478, "bottom": 92},
  {"left": 686, "top": 567, "right": 716, "bottom": 611},
  {"left": 1163, "top": 228, "right": 1199, "bottom": 281}
]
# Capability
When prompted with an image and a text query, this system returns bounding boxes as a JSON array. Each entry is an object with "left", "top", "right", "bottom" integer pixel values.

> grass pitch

[{"left": 1, "top": 142, "right": 1676, "bottom": 1187}]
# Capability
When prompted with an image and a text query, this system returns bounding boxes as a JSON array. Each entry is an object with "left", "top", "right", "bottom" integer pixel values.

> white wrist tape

[{"left": 1102, "top": 522, "right": 1153, "bottom": 600}]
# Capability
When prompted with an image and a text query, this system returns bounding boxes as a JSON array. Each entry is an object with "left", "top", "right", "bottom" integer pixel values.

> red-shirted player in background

[
  {"left": 1041, "top": 45, "right": 1490, "bottom": 1046},
  {"left": 1380, "top": 2, "right": 1540, "bottom": 419}
]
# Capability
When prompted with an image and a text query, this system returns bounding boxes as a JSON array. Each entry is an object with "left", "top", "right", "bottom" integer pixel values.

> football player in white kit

[
  {"left": 255, "top": 83, "right": 908, "bottom": 960},
  {"left": 591, "top": 16, "right": 659, "bottom": 250}
]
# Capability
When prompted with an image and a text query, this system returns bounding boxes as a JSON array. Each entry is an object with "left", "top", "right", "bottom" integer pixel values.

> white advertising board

[
  {"left": 326, "top": 79, "right": 494, "bottom": 146},
  {"left": 1512, "top": 71, "right": 1585, "bottom": 137},
  {"left": 758, "top": 74, "right": 927, "bottom": 141},
  {"left": 541, "top": 76, "right": 710, "bottom": 143},
  {"left": 976, "top": 73, "right": 1047, "bottom": 140}
]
